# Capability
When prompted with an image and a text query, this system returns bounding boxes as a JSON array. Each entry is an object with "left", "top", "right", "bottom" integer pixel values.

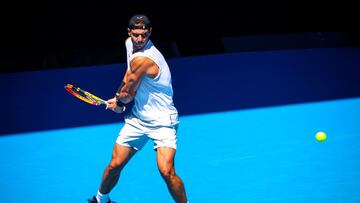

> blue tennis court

[{"left": 1, "top": 97, "right": 359, "bottom": 202}]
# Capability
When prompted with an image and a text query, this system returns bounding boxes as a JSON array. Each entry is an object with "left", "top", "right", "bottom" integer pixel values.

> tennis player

[{"left": 88, "top": 14, "right": 188, "bottom": 203}]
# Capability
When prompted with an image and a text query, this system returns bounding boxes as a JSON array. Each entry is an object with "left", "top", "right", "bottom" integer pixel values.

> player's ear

[{"left": 127, "top": 28, "right": 131, "bottom": 36}]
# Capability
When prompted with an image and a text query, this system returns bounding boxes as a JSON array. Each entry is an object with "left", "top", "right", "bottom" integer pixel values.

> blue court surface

[{"left": 1, "top": 97, "right": 360, "bottom": 202}]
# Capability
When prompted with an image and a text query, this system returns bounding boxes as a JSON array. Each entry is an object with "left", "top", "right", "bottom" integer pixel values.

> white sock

[{"left": 96, "top": 190, "right": 110, "bottom": 203}]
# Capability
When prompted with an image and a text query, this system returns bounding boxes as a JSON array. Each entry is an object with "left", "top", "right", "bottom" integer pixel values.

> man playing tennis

[{"left": 88, "top": 14, "right": 188, "bottom": 203}]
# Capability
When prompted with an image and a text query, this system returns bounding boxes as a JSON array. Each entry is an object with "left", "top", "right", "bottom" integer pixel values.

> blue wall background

[{"left": 1, "top": 47, "right": 359, "bottom": 135}]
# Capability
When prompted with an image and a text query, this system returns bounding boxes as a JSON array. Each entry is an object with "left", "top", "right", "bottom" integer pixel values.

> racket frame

[{"left": 64, "top": 84, "right": 107, "bottom": 106}]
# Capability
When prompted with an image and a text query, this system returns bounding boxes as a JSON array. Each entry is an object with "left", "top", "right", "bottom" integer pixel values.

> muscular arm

[{"left": 117, "top": 56, "right": 159, "bottom": 104}]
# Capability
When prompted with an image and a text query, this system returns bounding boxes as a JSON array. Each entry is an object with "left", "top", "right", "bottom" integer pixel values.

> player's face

[{"left": 129, "top": 27, "right": 151, "bottom": 51}]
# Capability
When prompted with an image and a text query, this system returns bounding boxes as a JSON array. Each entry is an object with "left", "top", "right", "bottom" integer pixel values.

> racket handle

[{"left": 103, "top": 100, "right": 125, "bottom": 112}]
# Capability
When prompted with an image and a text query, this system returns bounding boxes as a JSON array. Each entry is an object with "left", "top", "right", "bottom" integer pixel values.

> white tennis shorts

[{"left": 116, "top": 112, "right": 179, "bottom": 150}]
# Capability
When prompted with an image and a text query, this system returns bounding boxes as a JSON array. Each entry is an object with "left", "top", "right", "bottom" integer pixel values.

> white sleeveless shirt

[{"left": 125, "top": 38, "right": 178, "bottom": 126}]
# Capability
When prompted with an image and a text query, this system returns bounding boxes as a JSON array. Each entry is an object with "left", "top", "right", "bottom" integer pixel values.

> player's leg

[
  {"left": 157, "top": 147, "right": 188, "bottom": 203},
  {"left": 99, "top": 113, "right": 149, "bottom": 194},
  {"left": 90, "top": 143, "right": 137, "bottom": 203},
  {"left": 89, "top": 143, "right": 137, "bottom": 203},
  {"left": 89, "top": 113, "right": 148, "bottom": 202},
  {"left": 99, "top": 143, "right": 137, "bottom": 194}
]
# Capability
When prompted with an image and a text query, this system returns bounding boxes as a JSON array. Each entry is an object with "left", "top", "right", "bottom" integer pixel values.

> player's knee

[
  {"left": 108, "top": 159, "right": 124, "bottom": 172},
  {"left": 158, "top": 165, "right": 175, "bottom": 180}
]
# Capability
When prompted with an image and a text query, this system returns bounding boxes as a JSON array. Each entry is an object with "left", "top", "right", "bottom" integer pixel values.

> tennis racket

[{"left": 64, "top": 83, "right": 107, "bottom": 106}]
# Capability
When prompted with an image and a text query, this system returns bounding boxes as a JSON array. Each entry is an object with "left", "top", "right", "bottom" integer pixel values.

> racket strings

[
  {"left": 66, "top": 87, "right": 95, "bottom": 105},
  {"left": 65, "top": 84, "right": 106, "bottom": 106},
  {"left": 86, "top": 94, "right": 100, "bottom": 105}
]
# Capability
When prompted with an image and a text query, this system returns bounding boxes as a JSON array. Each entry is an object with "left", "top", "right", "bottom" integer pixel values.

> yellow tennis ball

[{"left": 316, "top": 131, "right": 327, "bottom": 142}]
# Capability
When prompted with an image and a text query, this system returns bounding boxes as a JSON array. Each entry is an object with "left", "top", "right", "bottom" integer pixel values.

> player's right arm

[
  {"left": 106, "top": 68, "right": 129, "bottom": 113},
  {"left": 106, "top": 57, "right": 151, "bottom": 112},
  {"left": 117, "top": 56, "right": 157, "bottom": 102}
]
